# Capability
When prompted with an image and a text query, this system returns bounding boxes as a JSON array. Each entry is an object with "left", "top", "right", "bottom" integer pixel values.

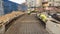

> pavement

[{"left": 5, "top": 14, "right": 49, "bottom": 34}]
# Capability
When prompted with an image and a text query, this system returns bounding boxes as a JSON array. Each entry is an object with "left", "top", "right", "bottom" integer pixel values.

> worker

[
  {"left": 27, "top": 9, "right": 31, "bottom": 15},
  {"left": 28, "top": 10, "right": 31, "bottom": 15},
  {"left": 40, "top": 14, "right": 48, "bottom": 22}
]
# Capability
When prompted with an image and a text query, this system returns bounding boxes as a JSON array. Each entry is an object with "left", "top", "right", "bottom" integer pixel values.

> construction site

[{"left": 0, "top": 0, "right": 60, "bottom": 34}]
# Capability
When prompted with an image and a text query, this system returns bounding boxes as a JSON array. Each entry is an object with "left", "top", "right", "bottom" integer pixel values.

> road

[{"left": 5, "top": 14, "right": 49, "bottom": 34}]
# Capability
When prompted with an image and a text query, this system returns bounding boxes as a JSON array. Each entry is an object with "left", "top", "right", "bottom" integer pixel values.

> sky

[{"left": 9, "top": 0, "right": 26, "bottom": 4}]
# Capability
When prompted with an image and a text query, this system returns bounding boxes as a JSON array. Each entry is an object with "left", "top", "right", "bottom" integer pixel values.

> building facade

[
  {"left": 43, "top": 0, "right": 60, "bottom": 6},
  {"left": 54, "top": 0, "right": 60, "bottom": 6},
  {"left": 36, "top": 0, "right": 42, "bottom": 7},
  {"left": 26, "top": 0, "right": 42, "bottom": 7}
]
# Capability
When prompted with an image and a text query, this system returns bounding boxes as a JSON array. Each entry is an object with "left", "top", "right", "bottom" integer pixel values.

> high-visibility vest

[
  {"left": 28, "top": 11, "right": 30, "bottom": 13},
  {"left": 40, "top": 14, "right": 47, "bottom": 22}
]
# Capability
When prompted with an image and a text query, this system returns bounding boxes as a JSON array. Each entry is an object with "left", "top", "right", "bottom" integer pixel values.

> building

[
  {"left": 36, "top": 0, "right": 42, "bottom": 7},
  {"left": 42, "top": 0, "right": 60, "bottom": 6},
  {"left": 53, "top": 0, "right": 60, "bottom": 6},
  {"left": 0, "top": 0, "right": 4, "bottom": 16},
  {"left": 26, "top": 0, "right": 42, "bottom": 7}
]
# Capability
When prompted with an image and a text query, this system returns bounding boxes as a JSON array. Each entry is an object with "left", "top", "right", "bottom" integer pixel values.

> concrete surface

[
  {"left": 5, "top": 14, "right": 49, "bottom": 34},
  {"left": 46, "top": 18, "right": 60, "bottom": 34}
]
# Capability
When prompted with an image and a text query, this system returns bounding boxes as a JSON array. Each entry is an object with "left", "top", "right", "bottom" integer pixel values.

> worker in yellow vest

[
  {"left": 40, "top": 14, "right": 48, "bottom": 22},
  {"left": 28, "top": 11, "right": 31, "bottom": 15},
  {"left": 27, "top": 9, "right": 31, "bottom": 15}
]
